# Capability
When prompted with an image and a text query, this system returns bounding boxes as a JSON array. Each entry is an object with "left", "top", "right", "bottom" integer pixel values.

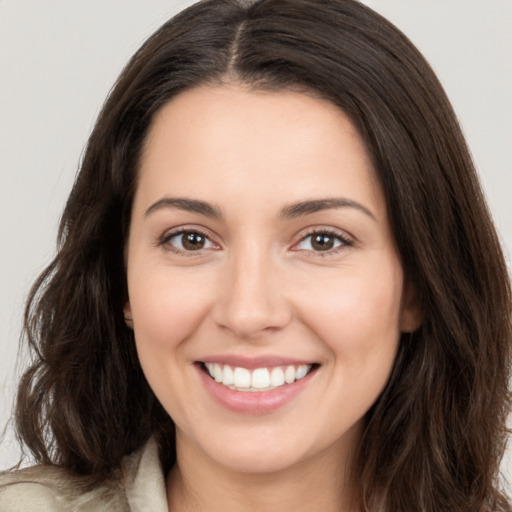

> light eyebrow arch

[
  {"left": 280, "top": 198, "right": 376, "bottom": 221},
  {"left": 144, "top": 197, "right": 223, "bottom": 219}
]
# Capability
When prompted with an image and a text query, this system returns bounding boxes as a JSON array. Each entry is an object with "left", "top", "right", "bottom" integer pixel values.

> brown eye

[
  {"left": 182, "top": 232, "right": 206, "bottom": 250},
  {"left": 294, "top": 230, "right": 352, "bottom": 253},
  {"left": 311, "top": 233, "right": 335, "bottom": 251},
  {"left": 165, "top": 230, "right": 215, "bottom": 252}
]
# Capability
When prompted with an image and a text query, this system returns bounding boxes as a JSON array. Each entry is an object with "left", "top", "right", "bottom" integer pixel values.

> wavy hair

[{"left": 14, "top": 0, "right": 511, "bottom": 510}]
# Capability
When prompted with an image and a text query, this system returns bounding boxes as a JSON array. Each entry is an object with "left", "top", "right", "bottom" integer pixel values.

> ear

[
  {"left": 400, "top": 281, "right": 422, "bottom": 333},
  {"left": 124, "top": 301, "right": 134, "bottom": 329}
]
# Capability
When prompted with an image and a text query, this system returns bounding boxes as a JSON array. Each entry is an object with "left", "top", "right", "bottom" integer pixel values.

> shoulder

[
  {"left": 0, "top": 437, "right": 165, "bottom": 512},
  {"left": 0, "top": 465, "right": 128, "bottom": 512}
]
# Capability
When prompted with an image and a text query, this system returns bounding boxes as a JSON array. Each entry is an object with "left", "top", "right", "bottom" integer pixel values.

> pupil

[
  {"left": 312, "top": 234, "right": 334, "bottom": 251},
  {"left": 183, "top": 232, "right": 205, "bottom": 250}
]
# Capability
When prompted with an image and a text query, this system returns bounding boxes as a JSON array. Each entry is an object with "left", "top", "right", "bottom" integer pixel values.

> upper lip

[{"left": 198, "top": 355, "right": 317, "bottom": 370}]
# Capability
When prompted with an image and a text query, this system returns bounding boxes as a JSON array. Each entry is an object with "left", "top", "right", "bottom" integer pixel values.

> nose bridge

[{"left": 213, "top": 237, "right": 291, "bottom": 338}]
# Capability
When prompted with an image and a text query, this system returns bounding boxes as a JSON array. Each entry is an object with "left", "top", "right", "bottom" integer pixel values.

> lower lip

[{"left": 196, "top": 365, "right": 315, "bottom": 414}]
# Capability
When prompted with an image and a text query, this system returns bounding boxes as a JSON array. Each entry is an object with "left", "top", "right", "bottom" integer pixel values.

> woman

[{"left": 0, "top": 0, "right": 510, "bottom": 510}]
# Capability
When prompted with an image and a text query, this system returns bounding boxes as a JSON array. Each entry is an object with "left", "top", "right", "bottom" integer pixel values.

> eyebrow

[
  {"left": 144, "top": 196, "right": 375, "bottom": 221},
  {"left": 145, "top": 197, "right": 222, "bottom": 218},
  {"left": 280, "top": 198, "right": 376, "bottom": 221}
]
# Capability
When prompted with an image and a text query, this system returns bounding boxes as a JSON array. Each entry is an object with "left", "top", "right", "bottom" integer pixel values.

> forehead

[{"left": 136, "top": 84, "right": 386, "bottom": 219}]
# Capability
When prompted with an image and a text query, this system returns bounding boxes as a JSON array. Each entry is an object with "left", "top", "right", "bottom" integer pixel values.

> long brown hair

[{"left": 13, "top": 1, "right": 511, "bottom": 510}]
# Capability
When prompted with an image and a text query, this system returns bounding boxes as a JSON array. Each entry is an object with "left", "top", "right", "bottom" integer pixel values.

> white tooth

[
  {"left": 270, "top": 367, "right": 285, "bottom": 387},
  {"left": 213, "top": 363, "right": 223, "bottom": 382},
  {"left": 222, "top": 365, "right": 234, "bottom": 386},
  {"left": 205, "top": 363, "right": 215, "bottom": 378},
  {"left": 251, "top": 368, "right": 270, "bottom": 389},
  {"left": 233, "top": 367, "right": 251, "bottom": 388},
  {"left": 296, "top": 364, "right": 309, "bottom": 380},
  {"left": 284, "top": 365, "right": 295, "bottom": 384}
]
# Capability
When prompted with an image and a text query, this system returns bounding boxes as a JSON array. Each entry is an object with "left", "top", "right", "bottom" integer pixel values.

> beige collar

[{"left": 122, "top": 437, "right": 168, "bottom": 512}]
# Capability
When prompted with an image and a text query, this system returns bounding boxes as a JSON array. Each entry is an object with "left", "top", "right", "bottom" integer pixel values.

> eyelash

[
  {"left": 159, "top": 227, "right": 217, "bottom": 257},
  {"left": 293, "top": 228, "right": 354, "bottom": 257},
  {"left": 158, "top": 227, "right": 354, "bottom": 256}
]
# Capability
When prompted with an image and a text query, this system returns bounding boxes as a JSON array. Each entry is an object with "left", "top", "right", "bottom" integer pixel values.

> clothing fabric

[{"left": 0, "top": 438, "right": 168, "bottom": 512}]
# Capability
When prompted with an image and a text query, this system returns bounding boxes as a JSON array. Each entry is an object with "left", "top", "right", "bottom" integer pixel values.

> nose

[{"left": 211, "top": 245, "right": 292, "bottom": 340}]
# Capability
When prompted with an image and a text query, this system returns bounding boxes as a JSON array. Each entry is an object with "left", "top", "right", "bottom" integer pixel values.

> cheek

[
  {"left": 295, "top": 263, "right": 404, "bottom": 365},
  {"left": 129, "top": 265, "right": 214, "bottom": 347},
  {"left": 127, "top": 265, "right": 217, "bottom": 424}
]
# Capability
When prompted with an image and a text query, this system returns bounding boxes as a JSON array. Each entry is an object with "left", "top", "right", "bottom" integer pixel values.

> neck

[{"left": 166, "top": 429, "right": 361, "bottom": 512}]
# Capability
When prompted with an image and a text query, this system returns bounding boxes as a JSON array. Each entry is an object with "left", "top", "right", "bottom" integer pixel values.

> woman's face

[{"left": 125, "top": 84, "right": 419, "bottom": 475}]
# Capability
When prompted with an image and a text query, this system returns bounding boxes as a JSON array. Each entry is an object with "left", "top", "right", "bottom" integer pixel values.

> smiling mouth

[{"left": 199, "top": 362, "right": 319, "bottom": 392}]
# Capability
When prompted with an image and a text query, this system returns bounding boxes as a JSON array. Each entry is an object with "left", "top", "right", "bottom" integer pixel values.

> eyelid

[
  {"left": 290, "top": 226, "right": 355, "bottom": 254},
  {"left": 158, "top": 225, "right": 221, "bottom": 254},
  {"left": 157, "top": 224, "right": 354, "bottom": 256}
]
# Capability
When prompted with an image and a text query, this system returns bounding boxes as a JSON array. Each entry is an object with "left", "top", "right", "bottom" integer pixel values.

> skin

[{"left": 124, "top": 84, "right": 420, "bottom": 512}]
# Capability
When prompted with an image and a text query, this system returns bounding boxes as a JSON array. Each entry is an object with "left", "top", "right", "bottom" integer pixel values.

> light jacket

[{"left": 0, "top": 438, "right": 167, "bottom": 512}]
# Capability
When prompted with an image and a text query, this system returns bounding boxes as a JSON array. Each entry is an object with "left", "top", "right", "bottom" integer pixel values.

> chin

[{"left": 209, "top": 444, "right": 307, "bottom": 475}]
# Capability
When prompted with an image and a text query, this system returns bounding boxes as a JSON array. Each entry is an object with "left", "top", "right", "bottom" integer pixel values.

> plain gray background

[{"left": 1, "top": 0, "right": 511, "bottom": 487}]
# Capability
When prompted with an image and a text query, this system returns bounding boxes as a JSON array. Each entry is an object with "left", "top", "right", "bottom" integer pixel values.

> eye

[
  {"left": 294, "top": 230, "right": 353, "bottom": 253},
  {"left": 162, "top": 229, "right": 216, "bottom": 252}
]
